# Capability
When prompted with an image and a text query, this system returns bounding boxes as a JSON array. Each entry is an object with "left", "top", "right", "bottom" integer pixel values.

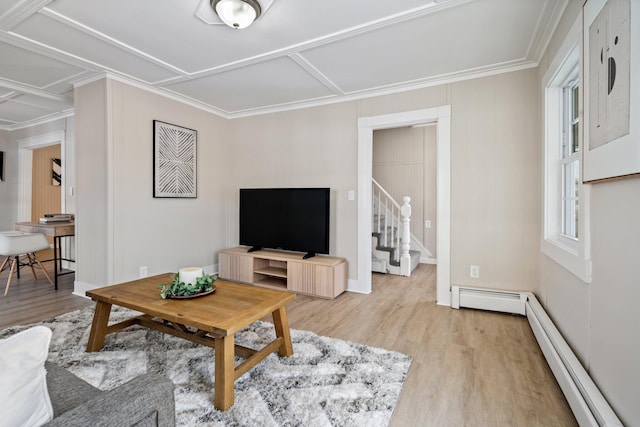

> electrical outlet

[
  {"left": 139, "top": 266, "right": 148, "bottom": 278},
  {"left": 425, "top": 220, "right": 431, "bottom": 229},
  {"left": 470, "top": 265, "right": 480, "bottom": 279}
]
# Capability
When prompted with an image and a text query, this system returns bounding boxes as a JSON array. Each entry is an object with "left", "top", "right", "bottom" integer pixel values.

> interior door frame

[
  {"left": 17, "top": 130, "right": 66, "bottom": 221},
  {"left": 357, "top": 106, "right": 451, "bottom": 306}
]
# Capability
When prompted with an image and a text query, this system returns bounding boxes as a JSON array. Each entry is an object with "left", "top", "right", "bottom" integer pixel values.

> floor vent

[
  {"left": 451, "top": 286, "right": 526, "bottom": 315},
  {"left": 451, "top": 285, "right": 622, "bottom": 426}
]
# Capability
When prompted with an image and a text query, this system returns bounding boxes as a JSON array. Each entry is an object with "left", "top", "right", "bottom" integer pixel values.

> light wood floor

[{"left": 0, "top": 262, "right": 577, "bottom": 426}]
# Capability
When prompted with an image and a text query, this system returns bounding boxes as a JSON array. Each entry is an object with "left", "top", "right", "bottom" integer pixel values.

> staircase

[{"left": 372, "top": 179, "right": 421, "bottom": 276}]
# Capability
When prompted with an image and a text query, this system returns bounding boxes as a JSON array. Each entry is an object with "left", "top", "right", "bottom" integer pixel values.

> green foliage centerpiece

[{"left": 158, "top": 268, "right": 217, "bottom": 299}]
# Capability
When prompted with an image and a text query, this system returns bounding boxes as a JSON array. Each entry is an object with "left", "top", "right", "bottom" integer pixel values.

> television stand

[
  {"left": 247, "top": 246, "right": 262, "bottom": 253},
  {"left": 302, "top": 252, "right": 315, "bottom": 259},
  {"left": 218, "top": 247, "right": 347, "bottom": 299}
]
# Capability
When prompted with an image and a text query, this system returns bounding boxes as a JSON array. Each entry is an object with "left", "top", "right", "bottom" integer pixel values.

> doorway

[
  {"left": 372, "top": 124, "right": 437, "bottom": 263},
  {"left": 18, "top": 131, "right": 66, "bottom": 221},
  {"left": 357, "top": 106, "right": 451, "bottom": 306}
]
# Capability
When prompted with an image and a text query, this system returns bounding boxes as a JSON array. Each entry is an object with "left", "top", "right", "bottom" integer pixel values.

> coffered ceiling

[{"left": 0, "top": 0, "right": 567, "bottom": 130}]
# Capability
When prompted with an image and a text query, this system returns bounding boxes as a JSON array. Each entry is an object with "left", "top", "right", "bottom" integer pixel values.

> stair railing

[
  {"left": 372, "top": 179, "right": 412, "bottom": 275},
  {"left": 400, "top": 196, "right": 412, "bottom": 276},
  {"left": 373, "top": 178, "right": 399, "bottom": 252}
]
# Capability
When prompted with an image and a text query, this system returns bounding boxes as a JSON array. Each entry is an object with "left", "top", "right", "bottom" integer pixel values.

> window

[
  {"left": 561, "top": 77, "right": 579, "bottom": 240},
  {"left": 542, "top": 33, "right": 591, "bottom": 283}
]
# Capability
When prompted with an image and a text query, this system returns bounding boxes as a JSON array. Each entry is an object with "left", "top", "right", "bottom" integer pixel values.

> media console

[{"left": 218, "top": 247, "right": 347, "bottom": 299}]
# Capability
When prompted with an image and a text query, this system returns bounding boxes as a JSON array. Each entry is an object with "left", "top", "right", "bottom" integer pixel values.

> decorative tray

[{"left": 166, "top": 286, "right": 216, "bottom": 299}]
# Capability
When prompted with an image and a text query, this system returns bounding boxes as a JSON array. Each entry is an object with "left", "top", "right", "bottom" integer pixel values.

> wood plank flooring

[
  {"left": 0, "top": 262, "right": 577, "bottom": 426},
  {"left": 0, "top": 256, "right": 91, "bottom": 328}
]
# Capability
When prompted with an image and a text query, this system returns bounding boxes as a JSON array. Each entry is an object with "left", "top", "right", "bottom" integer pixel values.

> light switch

[{"left": 348, "top": 190, "right": 355, "bottom": 201}]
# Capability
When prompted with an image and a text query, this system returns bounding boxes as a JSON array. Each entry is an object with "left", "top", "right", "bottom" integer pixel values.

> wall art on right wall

[{"left": 583, "top": 0, "right": 638, "bottom": 182}]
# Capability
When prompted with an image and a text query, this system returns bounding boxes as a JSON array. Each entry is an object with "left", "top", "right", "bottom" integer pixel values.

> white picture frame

[{"left": 583, "top": 0, "right": 639, "bottom": 182}]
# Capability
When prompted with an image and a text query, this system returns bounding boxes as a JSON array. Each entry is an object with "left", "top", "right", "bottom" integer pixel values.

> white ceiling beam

[
  {"left": 0, "top": 0, "right": 53, "bottom": 31},
  {"left": 0, "top": 77, "right": 71, "bottom": 103},
  {"left": 288, "top": 53, "right": 344, "bottom": 95}
]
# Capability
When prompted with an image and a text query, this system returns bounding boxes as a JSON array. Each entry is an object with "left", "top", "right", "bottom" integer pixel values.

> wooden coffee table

[{"left": 85, "top": 273, "right": 296, "bottom": 410}]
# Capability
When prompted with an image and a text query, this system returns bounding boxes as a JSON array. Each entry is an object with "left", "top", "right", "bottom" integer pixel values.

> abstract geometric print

[{"left": 153, "top": 120, "right": 197, "bottom": 198}]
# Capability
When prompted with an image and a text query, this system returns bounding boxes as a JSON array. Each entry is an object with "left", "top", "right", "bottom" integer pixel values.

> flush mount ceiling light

[{"left": 211, "top": 0, "right": 261, "bottom": 29}]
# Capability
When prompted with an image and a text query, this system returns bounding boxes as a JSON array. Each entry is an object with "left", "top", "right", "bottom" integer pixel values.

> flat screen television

[{"left": 239, "top": 188, "right": 330, "bottom": 258}]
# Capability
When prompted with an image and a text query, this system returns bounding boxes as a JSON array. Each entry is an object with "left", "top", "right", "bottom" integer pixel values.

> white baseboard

[
  {"left": 346, "top": 278, "right": 370, "bottom": 294},
  {"left": 451, "top": 285, "right": 622, "bottom": 426},
  {"left": 204, "top": 264, "right": 217, "bottom": 276},
  {"left": 525, "top": 293, "right": 622, "bottom": 427},
  {"left": 451, "top": 285, "right": 527, "bottom": 315},
  {"left": 72, "top": 280, "right": 95, "bottom": 299}
]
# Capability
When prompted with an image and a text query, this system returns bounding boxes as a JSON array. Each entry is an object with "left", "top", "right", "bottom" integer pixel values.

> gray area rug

[{"left": 1, "top": 307, "right": 411, "bottom": 426}]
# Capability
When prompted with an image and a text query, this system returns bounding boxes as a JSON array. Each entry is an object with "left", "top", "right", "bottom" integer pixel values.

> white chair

[{"left": 0, "top": 231, "right": 53, "bottom": 296}]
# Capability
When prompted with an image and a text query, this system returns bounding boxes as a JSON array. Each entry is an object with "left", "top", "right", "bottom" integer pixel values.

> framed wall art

[
  {"left": 52, "top": 158, "right": 61, "bottom": 186},
  {"left": 153, "top": 120, "right": 197, "bottom": 198},
  {"left": 583, "top": 0, "right": 639, "bottom": 182}
]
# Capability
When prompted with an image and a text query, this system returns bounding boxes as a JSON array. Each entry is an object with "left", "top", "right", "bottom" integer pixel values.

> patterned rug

[{"left": 0, "top": 307, "right": 411, "bottom": 426}]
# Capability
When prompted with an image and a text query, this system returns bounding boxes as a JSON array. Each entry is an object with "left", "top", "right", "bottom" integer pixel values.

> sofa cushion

[{"left": 0, "top": 326, "right": 54, "bottom": 427}]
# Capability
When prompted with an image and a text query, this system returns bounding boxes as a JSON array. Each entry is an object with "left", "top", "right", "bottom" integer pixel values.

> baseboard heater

[
  {"left": 451, "top": 285, "right": 527, "bottom": 315},
  {"left": 451, "top": 286, "right": 623, "bottom": 427}
]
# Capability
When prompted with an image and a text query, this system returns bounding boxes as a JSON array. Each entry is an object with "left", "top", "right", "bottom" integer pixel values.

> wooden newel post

[{"left": 400, "top": 196, "right": 412, "bottom": 276}]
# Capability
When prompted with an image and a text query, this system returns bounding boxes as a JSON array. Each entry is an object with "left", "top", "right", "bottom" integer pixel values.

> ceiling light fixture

[{"left": 211, "top": 0, "right": 261, "bottom": 29}]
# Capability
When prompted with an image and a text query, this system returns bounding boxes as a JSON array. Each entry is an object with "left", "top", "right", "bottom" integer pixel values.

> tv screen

[{"left": 239, "top": 188, "right": 330, "bottom": 257}]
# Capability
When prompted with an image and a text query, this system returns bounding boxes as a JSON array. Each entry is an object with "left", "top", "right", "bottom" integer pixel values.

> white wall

[{"left": 537, "top": 0, "right": 640, "bottom": 424}]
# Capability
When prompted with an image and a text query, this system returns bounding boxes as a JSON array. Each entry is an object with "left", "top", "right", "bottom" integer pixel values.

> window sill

[{"left": 541, "top": 238, "right": 592, "bottom": 283}]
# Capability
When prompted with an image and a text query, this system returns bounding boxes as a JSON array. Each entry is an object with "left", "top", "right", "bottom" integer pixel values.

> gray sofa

[{"left": 44, "top": 362, "right": 175, "bottom": 427}]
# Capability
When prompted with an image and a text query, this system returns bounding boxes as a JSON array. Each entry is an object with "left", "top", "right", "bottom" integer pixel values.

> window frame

[
  {"left": 561, "top": 76, "right": 579, "bottom": 241},
  {"left": 542, "top": 17, "right": 592, "bottom": 283}
]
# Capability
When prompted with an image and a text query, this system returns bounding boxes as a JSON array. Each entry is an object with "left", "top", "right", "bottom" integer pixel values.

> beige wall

[
  {"left": 353, "top": 71, "right": 540, "bottom": 290},
  {"left": 75, "top": 79, "right": 109, "bottom": 287},
  {"left": 536, "top": 0, "right": 640, "bottom": 424},
  {"left": 227, "top": 102, "right": 359, "bottom": 276},
  {"left": 75, "top": 79, "right": 232, "bottom": 286},
  {"left": 226, "top": 69, "right": 540, "bottom": 289},
  {"left": 449, "top": 70, "right": 540, "bottom": 290},
  {"left": 69, "top": 67, "right": 540, "bottom": 290}
]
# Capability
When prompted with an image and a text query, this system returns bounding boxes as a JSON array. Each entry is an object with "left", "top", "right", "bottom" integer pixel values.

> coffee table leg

[
  {"left": 272, "top": 306, "right": 294, "bottom": 357},
  {"left": 86, "top": 301, "right": 112, "bottom": 352},
  {"left": 214, "top": 334, "right": 235, "bottom": 410}
]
